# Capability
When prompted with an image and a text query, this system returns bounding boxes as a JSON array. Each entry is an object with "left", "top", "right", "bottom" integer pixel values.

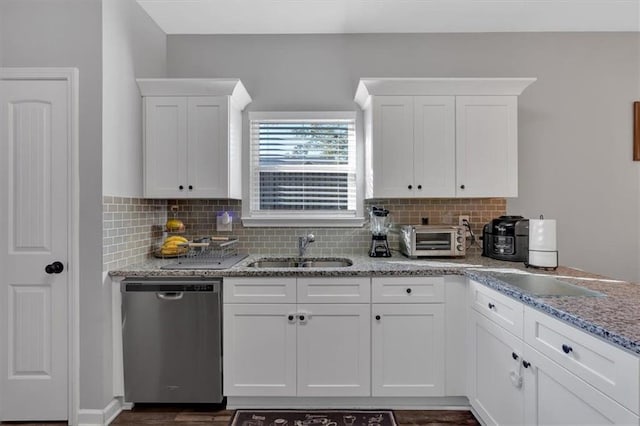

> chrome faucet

[{"left": 298, "top": 233, "right": 315, "bottom": 257}]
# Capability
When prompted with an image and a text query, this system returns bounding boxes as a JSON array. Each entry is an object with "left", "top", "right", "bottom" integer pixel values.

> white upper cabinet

[
  {"left": 370, "top": 96, "right": 455, "bottom": 197},
  {"left": 456, "top": 96, "right": 518, "bottom": 197},
  {"left": 137, "top": 78, "right": 251, "bottom": 199},
  {"left": 355, "top": 78, "right": 535, "bottom": 199}
]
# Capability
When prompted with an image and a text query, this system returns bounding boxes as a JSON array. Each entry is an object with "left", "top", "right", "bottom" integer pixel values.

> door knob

[{"left": 45, "top": 261, "right": 64, "bottom": 274}]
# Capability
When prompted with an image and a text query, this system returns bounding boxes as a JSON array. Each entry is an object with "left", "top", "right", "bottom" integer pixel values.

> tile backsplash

[
  {"left": 102, "top": 196, "right": 167, "bottom": 271},
  {"left": 103, "top": 196, "right": 506, "bottom": 269},
  {"left": 158, "top": 198, "right": 506, "bottom": 257}
]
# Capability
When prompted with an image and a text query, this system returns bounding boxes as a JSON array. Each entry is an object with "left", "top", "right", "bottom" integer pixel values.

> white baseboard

[
  {"left": 77, "top": 398, "right": 123, "bottom": 426},
  {"left": 226, "top": 396, "right": 470, "bottom": 410}
]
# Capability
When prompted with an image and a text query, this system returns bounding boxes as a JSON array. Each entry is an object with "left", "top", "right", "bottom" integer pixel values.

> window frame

[{"left": 242, "top": 111, "right": 365, "bottom": 227}]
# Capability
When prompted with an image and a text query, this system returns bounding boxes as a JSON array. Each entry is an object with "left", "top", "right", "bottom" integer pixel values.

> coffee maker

[{"left": 369, "top": 206, "right": 391, "bottom": 257}]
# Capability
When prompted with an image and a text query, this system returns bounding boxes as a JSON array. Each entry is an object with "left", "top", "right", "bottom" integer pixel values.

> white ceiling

[{"left": 137, "top": 0, "right": 640, "bottom": 35}]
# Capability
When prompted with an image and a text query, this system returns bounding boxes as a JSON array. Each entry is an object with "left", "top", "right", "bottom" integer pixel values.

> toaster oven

[{"left": 400, "top": 225, "right": 466, "bottom": 258}]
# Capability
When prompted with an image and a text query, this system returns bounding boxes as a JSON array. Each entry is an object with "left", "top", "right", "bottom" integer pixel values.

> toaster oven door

[{"left": 415, "top": 231, "right": 454, "bottom": 253}]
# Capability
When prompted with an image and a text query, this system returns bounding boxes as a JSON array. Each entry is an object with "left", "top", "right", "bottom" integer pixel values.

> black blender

[{"left": 369, "top": 206, "right": 392, "bottom": 257}]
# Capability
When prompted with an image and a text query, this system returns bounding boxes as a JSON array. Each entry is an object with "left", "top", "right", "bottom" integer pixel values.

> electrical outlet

[{"left": 458, "top": 215, "right": 471, "bottom": 238}]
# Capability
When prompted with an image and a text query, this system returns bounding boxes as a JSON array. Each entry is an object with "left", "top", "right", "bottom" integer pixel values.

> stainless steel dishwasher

[{"left": 121, "top": 277, "right": 222, "bottom": 403}]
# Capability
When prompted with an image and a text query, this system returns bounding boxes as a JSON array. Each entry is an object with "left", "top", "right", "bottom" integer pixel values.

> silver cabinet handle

[{"left": 156, "top": 292, "right": 184, "bottom": 300}]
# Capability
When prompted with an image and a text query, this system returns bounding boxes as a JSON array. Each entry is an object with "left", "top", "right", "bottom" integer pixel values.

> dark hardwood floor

[
  {"left": 3, "top": 406, "right": 480, "bottom": 426},
  {"left": 111, "top": 405, "right": 480, "bottom": 426}
]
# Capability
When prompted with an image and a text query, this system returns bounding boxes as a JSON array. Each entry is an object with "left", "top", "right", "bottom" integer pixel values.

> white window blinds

[{"left": 249, "top": 113, "right": 357, "bottom": 218}]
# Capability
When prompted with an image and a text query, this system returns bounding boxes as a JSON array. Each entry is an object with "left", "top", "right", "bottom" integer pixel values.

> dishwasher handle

[
  {"left": 121, "top": 278, "right": 221, "bottom": 293},
  {"left": 156, "top": 292, "right": 184, "bottom": 301}
]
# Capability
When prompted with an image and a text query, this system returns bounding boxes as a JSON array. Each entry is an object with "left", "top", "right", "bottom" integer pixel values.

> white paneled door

[{"left": 0, "top": 79, "right": 69, "bottom": 421}]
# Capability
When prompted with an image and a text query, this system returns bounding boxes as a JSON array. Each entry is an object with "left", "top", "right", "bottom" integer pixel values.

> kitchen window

[{"left": 242, "top": 112, "right": 364, "bottom": 227}]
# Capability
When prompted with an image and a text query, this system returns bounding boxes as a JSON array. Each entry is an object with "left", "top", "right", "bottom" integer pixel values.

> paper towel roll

[{"left": 529, "top": 219, "right": 557, "bottom": 251}]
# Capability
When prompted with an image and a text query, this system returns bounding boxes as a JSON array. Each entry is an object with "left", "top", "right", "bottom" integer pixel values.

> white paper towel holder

[{"left": 525, "top": 214, "right": 559, "bottom": 270}]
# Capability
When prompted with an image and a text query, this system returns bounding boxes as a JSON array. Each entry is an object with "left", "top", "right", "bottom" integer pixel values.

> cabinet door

[
  {"left": 413, "top": 96, "right": 456, "bottom": 197},
  {"left": 143, "top": 97, "right": 188, "bottom": 198},
  {"left": 524, "top": 306, "right": 639, "bottom": 414},
  {"left": 456, "top": 96, "right": 518, "bottom": 197},
  {"left": 296, "top": 304, "right": 370, "bottom": 396},
  {"left": 371, "top": 96, "right": 415, "bottom": 197},
  {"left": 523, "top": 345, "right": 639, "bottom": 425},
  {"left": 223, "top": 304, "right": 296, "bottom": 396},
  {"left": 372, "top": 304, "right": 445, "bottom": 396},
  {"left": 187, "top": 97, "right": 229, "bottom": 198},
  {"left": 468, "top": 310, "right": 524, "bottom": 426}
]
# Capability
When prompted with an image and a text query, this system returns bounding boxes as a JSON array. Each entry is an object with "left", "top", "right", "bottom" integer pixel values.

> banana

[
  {"left": 165, "top": 236, "right": 188, "bottom": 244},
  {"left": 162, "top": 241, "right": 181, "bottom": 249},
  {"left": 161, "top": 247, "right": 182, "bottom": 255}
]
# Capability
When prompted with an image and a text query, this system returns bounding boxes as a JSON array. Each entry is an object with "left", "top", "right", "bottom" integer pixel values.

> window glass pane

[
  {"left": 259, "top": 172, "right": 351, "bottom": 210},
  {"left": 250, "top": 115, "right": 357, "bottom": 217},
  {"left": 258, "top": 122, "right": 350, "bottom": 166}
]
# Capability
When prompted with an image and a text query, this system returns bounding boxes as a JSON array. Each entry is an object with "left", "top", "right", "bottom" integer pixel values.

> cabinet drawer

[
  {"left": 372, "top": 277, "right": 444, "bottom": 303},
  {"left": 524, "top": 306, "right": 639, "bottom": 414},
  {"left": 469, "top": 279, "right": 523, "bottom": 338},
  {"left": 223, "top": 277, "right": 296, "bottom": 303},
  {"left": 297, "top": 277, "right": 370, "bottom": 303}
]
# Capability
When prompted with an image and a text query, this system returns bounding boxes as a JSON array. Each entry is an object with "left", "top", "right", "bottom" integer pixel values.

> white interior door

[{"left": 0, "top": 79, "right": 69, "bottom": 421}]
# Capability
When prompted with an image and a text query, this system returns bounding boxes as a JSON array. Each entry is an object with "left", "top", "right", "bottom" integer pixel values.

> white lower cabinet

[
  {"left": 223, "top": 275, "right": 640, "bottom": 420},
  {"left": 468, "top": 279, "right": 640, "bottom": 426},
  {"left": 223, "top": 304, "right": 297, "bottom": 396},
  {"left": 468, "top": 309, "right": 525, "bottom": 426},
  {"left": 297, "top": 304, "right": 370, "bottom": 396},
  {"left": 372, "top": 303, "right": 445, "bottom": 396},
  {"left": 523, "top": 345, "right": 639, "bottom": 426},
  {"left": 223, "top": 278, "right": 370, "bottom": 398}
]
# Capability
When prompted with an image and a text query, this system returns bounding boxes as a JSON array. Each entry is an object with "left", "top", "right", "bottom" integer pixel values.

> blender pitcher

[{"left": 369, "top": 206, "right": 392, "bottom": 257}]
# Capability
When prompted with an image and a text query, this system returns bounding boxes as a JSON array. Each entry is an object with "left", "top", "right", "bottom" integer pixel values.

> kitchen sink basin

[
  {"left": 487, "top": 272, "right": 604, "bottom": 297},
  {"left": 248, "top": 257, "right": 353, "bottom": 268}
]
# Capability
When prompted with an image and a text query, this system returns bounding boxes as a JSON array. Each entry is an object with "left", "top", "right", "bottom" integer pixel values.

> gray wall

[
  {"left": 102, "top": 0, "right": 167, "bottom": 197},
  {"left": 167, "top": 33, "right": 640, "bottom": 281},
  {"left": 0, "top": 0, "right": 107, "bottom": 412}
]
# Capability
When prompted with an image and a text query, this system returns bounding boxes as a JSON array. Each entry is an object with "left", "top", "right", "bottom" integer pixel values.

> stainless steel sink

[
  {"left": 248, "top": 257, "right": 353, "bottom": 268},
  {"left": 488, "top": 272, "right": 604, "bottom": 297}
]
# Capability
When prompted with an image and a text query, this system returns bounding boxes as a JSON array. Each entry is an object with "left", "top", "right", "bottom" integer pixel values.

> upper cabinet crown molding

[
  {"left": 136, "top": 78, "right": 252, "bottom": 110},
  {"left": 354, "top": 78, "right": 537, "bottom": 108}
]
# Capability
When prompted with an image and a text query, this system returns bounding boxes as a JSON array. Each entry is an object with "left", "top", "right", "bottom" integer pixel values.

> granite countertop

[{"left": 110, "top": 253, "right": 640, "bottom": 356}]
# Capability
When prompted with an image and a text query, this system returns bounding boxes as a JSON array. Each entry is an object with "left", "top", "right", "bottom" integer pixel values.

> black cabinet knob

[
  {"left": 488, "top": 303, "right": 495, "bottom": 310},
  {"left": 460, "top": 184, "right": 465, "bottom": 189},
  {"left": 298, "top": 315, "right": 305, "bottom": 321},
  {"left": 408, "top": 185, "right": 413, "bottom": 190},
  {"left": 288, "top": 315, "right": 294, "bottom": 321},
  {"left": 417, "top": 185, "right": 422, "bottom": 190},
  {"left": 562, "top": 344, "right": 573, "bottom": 354},
  {"left": 512, "top": 352, "right": 519, "bottom": 360},
  {"left": 188, "top": 185, "right": 193, "bottom": 190},
  {"left": 179, "top": 185, "right": 184, "bottom": 190},
  {"left": 406, "top": 288, "right": 412, "bottom": 294},
  {"left": 522, "top": 360, "right": 531, "bottom": 369},
  {"left": 45, "top": 261, "right": 64, "bottom": 274},
  {"left": 375, "top": 315, "right": 381, "bottom": 321}
]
